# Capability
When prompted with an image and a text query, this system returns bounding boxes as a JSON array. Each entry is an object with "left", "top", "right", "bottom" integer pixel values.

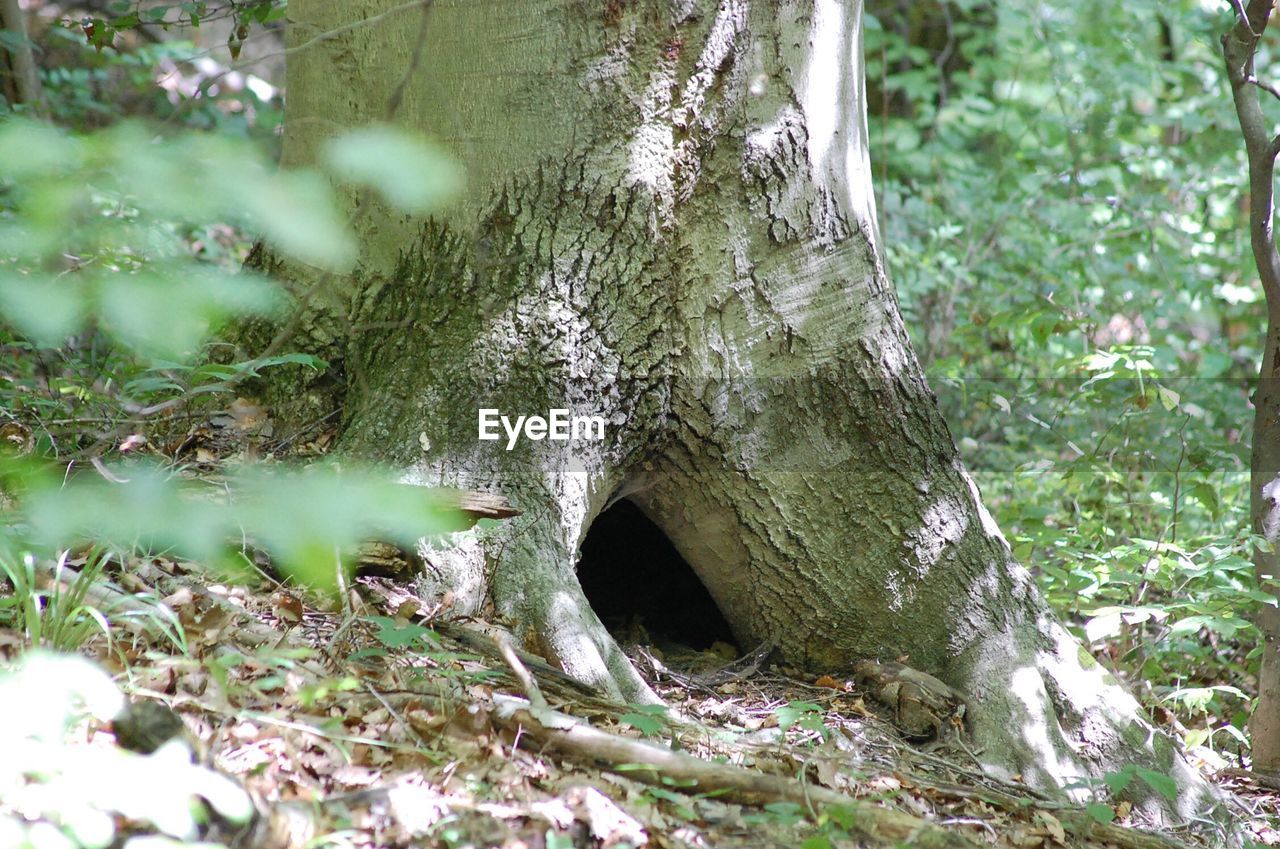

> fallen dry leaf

[{"left": 273, "top": 591, "right": 304, "bottom": 627}]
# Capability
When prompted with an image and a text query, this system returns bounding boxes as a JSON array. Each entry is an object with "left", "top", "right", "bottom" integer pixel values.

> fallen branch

[
  {"left": 494, "top": 695, "right": 1205, "bottom": 849},
  {"left": 492, "top": 694, "right": 978, "bottom": 849}
]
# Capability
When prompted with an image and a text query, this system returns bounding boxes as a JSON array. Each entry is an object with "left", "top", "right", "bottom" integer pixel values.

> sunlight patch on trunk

[
  {"left": 906, "top": 495, "right": 968, "bottom": 574},
  {"left": 840, "top": 2, "right": 881, "bottom": 247},
  {"left": 625, "top": 59, "right": 676, "bottom": 209},
  {"left": 799, "top": 0, "right": 843, "bottom": 182},
  {"left": 1009, "top": 664, "right": 1090, "bottom": 798}
]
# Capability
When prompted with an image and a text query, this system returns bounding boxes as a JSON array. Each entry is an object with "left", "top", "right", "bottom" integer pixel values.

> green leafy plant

[
  {"left": 618, "top": 703, "right": 670, "bottom": 738},
  {"left": 637, "top": 783, "right": 699, "bottom": 823},
  {"left": 741, "top": 801, "right": 807, "bottom": 829},
  {"left": 1116, "top": 765, "right": 1179, "bottom": 802},
  {"left": 0, "top": 548, "right": 112, "bottom": 651},
  {"left": 1085, "top": 801, "right": 1118, "bottom": 825},
  {"left": 795, "top": 803, "right": 869, "bottom": 849},
  {"left": 0, "top": 461, "right": 469, "bottom": 599},
  {"left": 867, "top": 0, "right": 1261, "bottom": 748},
  {"left": 368, "top": 616, "right": 441, "bottom": 651},
  {"left": 1066, "top": 763, "right": 1182, "bottom": 811},
  {"left": 0, "top": 111, "right": 468, "bottom": 601},
  {"left": 0, "top": 110, "right": 459, "bottom": 449},
  {"left": 773, "top": 701, "right": 830, "bottom": 742}
]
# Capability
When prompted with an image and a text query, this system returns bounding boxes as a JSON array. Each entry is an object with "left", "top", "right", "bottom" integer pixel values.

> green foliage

[
  {"left": 0, "top": 111, "right": 458, "bottom": 451},
  {"left": 1086, "top": 802, "right": 1117, "bottom": 824},
  {"left": 870, "top": 0, "right": 1261, "bottom": 749},
  {"left": 0, "top": 544, "right": 186, "bottom": 655},
  {"left": 618, "top": 704, "right": 670, "bottom": 738},
  {"left": 323, "top": 127, "right": 464, "bottom": 215},
  {"left": 0, "top": 549, "right": 111, "bottom": 651},
  {"left": 1096, "top": 764, "right": 1180, "bottom": 802},
  {"left": 773, "top": 701, "right": 830, "bottom": 741},
  {"left": 84, "top": 1, "right": 286, "bottom": 35},
  {"left": 360, "top": 617, "right": 499, "bottom": 684},
  {"left": 4, "top": 460, "right": 470, "bottom": 597},
  {"left": 0, "top": 651, "right": 253, "bottom": 848},
  {"left": 0, "top": 99, "right": 465, "bottom": 598},
  {"left": 1, "top": 2, "right": 286, "bottom": 145},
  {"left": 741, "top": 801, "right": 806, "bottom": 828},
  {"left": 799, "top": 803, "right": 865, "bottom": 849},
  {"left": 368, "top": 616, "right": 440, "bottom": 650},
  {"left": 1137, "top": 767, "right": 1180, "bottom": 801}
]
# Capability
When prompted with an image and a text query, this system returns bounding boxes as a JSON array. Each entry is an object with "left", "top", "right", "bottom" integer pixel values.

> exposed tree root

[
  {"left": 491, "top": 695, "right": 1209, "bottom": 849},
  {"left": 902, "top": 774, "right": 1202, "bottom": 849},
  {"left": 492, "top": 694, "right": 979, "bottom": 849}
]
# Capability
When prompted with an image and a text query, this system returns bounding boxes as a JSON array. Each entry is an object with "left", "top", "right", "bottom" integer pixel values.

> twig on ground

[{"left": 490, "top": 631, "right": 547, "bottom": 710}]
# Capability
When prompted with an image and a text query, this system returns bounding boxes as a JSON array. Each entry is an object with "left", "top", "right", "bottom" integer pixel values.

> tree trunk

[
  {"left": 1222, "top": 0, "right": 1280, "bottom": 776},
  {"left": 267, "top": 0, "right": 1224, "bottom": 826},
  {"left": 0, "top": 0, "right": 45, "bottom": 116}
]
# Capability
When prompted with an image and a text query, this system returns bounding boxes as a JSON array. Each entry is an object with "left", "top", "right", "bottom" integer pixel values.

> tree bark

[
  {"left": 1222, "top": 0, "right": 1280, "bottom": 776},
  {"left": 265, "top": 0, "right": 1226, "bottom": 828},
  {"left": 0, "top": 0, "right": 45, "bottom": 116}
]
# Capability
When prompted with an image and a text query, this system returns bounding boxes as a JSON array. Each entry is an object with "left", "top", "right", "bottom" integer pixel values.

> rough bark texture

[{"left": 268, "top": 0, "right": 1225, "bottom": 828}]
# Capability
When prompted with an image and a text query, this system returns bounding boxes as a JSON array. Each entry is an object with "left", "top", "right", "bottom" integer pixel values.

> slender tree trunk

[
  {"left": 0, "top": 0, "right": 44, "bottom": 116},
  {"left": 263, "top": 0, "right": 1225, "bottom": 826},
  {"left": 1223, "top": 0, "right": 1280, "bottom": 775}
]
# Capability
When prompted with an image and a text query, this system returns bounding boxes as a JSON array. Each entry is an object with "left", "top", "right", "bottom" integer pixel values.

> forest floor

[
  {"left": 3, "top": 419, "right": 1280, "bottom": 849},
  {"left": 2, "top": 544, "right": 1277, "bottom": 849}
]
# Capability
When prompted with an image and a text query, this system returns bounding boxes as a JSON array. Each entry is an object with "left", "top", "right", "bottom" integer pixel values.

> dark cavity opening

[{"left": 577, "top": 499, "right": 736, "bottom": 650}]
